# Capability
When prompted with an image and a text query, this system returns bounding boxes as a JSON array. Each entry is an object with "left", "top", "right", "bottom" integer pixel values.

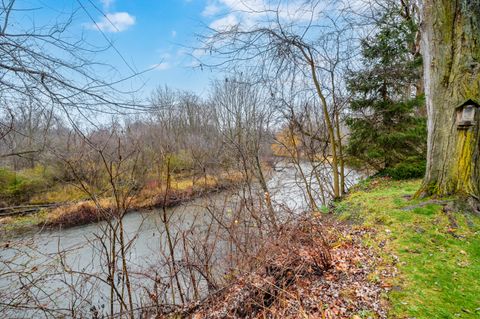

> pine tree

[{"left": 346, "top": 7, "right": 426, "bottom": 179}]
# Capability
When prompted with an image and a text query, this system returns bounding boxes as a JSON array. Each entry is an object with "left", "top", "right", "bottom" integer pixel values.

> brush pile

[{"left": 175, "top": 218, "right": 390, "bottom": 318}]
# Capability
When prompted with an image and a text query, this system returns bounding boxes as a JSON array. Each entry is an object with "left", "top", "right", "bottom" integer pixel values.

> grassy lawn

[{"left": 336, "top": 178, "right": 480, "bottom": 319}]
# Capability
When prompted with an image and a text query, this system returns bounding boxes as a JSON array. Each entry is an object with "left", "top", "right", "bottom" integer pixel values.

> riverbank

[
  {"left": 179, "top": 178, "right": 480, "bottom": 318},
  {"left": 178, "top": 217, "right": 389, "bottom": 318},
  {"left": 0, "top": 172, "right": 243, "bottom": 234}
]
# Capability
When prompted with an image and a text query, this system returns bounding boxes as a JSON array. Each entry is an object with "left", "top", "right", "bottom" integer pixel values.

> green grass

[
  {"left": 337, "top": 178, "right": 480, "bottom": 319},
  {"left": 29, "top": 183, "right": 88, "bottom": 204},
  {"left": 0, "top": 209, "right": 48, "bottom": 235}
]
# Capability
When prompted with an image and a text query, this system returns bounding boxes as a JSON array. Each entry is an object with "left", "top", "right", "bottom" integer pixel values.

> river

[{"left": 0, "top": 163, "right": 363, "bottom": 318}]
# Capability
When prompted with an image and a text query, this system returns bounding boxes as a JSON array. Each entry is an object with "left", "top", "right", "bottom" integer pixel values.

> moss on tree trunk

[{"left": 419, "top": 0, "right": 480, "bottom": 197}]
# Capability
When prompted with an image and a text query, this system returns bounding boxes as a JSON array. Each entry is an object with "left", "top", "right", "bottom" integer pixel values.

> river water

[{"left": 0, "top": 163, "right": 362, "bottom": 318}]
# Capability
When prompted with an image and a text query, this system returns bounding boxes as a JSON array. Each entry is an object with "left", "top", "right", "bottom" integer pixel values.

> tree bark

[
  {"left": 254, "top": 154, "right": 278, "bottom": 230},
  {"left": 419, "top": 0, "right": 480, "bottom": 197},
  {"left": 307, "top": 55, "right": 340, "bottom": 199}
]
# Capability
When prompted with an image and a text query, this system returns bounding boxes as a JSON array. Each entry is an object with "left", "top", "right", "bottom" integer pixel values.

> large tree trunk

[{"left": 420, "top": 0, "right": 480, "bottom": 197}]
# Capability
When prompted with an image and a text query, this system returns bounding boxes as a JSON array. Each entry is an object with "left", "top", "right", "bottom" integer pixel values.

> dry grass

[
  {"left": 29, "top": 184, "right": 87, "bottom": 205},
  {"left": 46, "top": 198, "right": 115, "bottom": 227},
  {"left": 45, "top": 172, "right": 243, "bottom": 228}
]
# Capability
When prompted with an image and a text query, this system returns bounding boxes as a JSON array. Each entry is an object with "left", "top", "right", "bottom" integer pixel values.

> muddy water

[{"left": 0, "top": 163, "right": 363, "bottom": 317}]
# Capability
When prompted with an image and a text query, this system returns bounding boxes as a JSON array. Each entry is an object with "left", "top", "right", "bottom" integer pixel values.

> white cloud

[
  {"left": 159, "top": 52, "right": 172, "bottom": 59},
  {"left": 202, "top": 3, "right": 222, "bottom": 17},
  {"left": 89, "top": 12, "right": 135, "bottom": 33},
  {"left": 177, "top": 48, "right": 188, "bottom": 56},
  {"left": 192, "top": 48, "right": 207, "bottom": 58},
  {"left": 214, "top": 0, "right": 263, "bottom": 13},
  {"left": 209, "top": 14, "right": 238, "bottom": 31},
  {"left": 151, "top": 62, "right": 171, "bottom": 71},
  {"left": 340, "top": 0, "right": 369, "bottom": 12},
  {"left": 205, "top": 0, "right": 330, "bottom": 31},
  {"left": 171, "top": 30, "right": 177, "bottom": 38},
  {"left": 100, "top": 0, "right": 114, "bottom": 10}
]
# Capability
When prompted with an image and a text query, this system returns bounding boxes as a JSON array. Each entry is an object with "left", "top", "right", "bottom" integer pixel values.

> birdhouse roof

[{"left": 456, "top": 99, "right": 480, "bottom": 110}]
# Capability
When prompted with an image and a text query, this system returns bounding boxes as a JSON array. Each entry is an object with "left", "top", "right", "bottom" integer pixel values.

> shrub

[
  {"left": 382, "top": 159, "right": 426, "bottom": 180},
  {"left": 0, "top": 166, "right": 56, "bottom": 205},
  {"left": 168, "top": 150, "right": 194, "bottom": 172}
]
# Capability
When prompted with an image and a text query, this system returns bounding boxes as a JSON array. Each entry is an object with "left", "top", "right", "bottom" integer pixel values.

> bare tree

[
  {"left": 0, "top": 0, "right": 145, "bottom": 138},
  {"left": 0, "top": 98, "right": 54, "bottom": 169},
  {"left": 211, "top": 74, "right": 278, "bottom": 229},
  {"left": 197, "top": 0, "right": 357, "bottom": 199}
]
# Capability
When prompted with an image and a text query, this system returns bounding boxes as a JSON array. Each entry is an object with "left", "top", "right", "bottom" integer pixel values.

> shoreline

[{"left": 0, "top": 174, "right": 242, "bottom": 237}]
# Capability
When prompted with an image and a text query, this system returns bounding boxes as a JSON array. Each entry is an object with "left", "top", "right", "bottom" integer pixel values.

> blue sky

[
  {"left": 17, "top": 0, "right": 235, "bottom": 97},
  {"left": 85, "top": 0, "right": 215, "bottom": 95},
  {"left": 14, "top": 0, "right": 365, "bottom": 98}
]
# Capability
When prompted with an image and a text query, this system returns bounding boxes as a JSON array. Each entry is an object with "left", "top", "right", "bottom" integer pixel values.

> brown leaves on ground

[{"left": 176, "top": 218, "right": 389, "bottom": 319}]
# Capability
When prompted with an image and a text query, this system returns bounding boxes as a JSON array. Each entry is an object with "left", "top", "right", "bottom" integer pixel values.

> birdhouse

[{"left": 456, "top": 99, "right": 480, "bottom": 129}]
